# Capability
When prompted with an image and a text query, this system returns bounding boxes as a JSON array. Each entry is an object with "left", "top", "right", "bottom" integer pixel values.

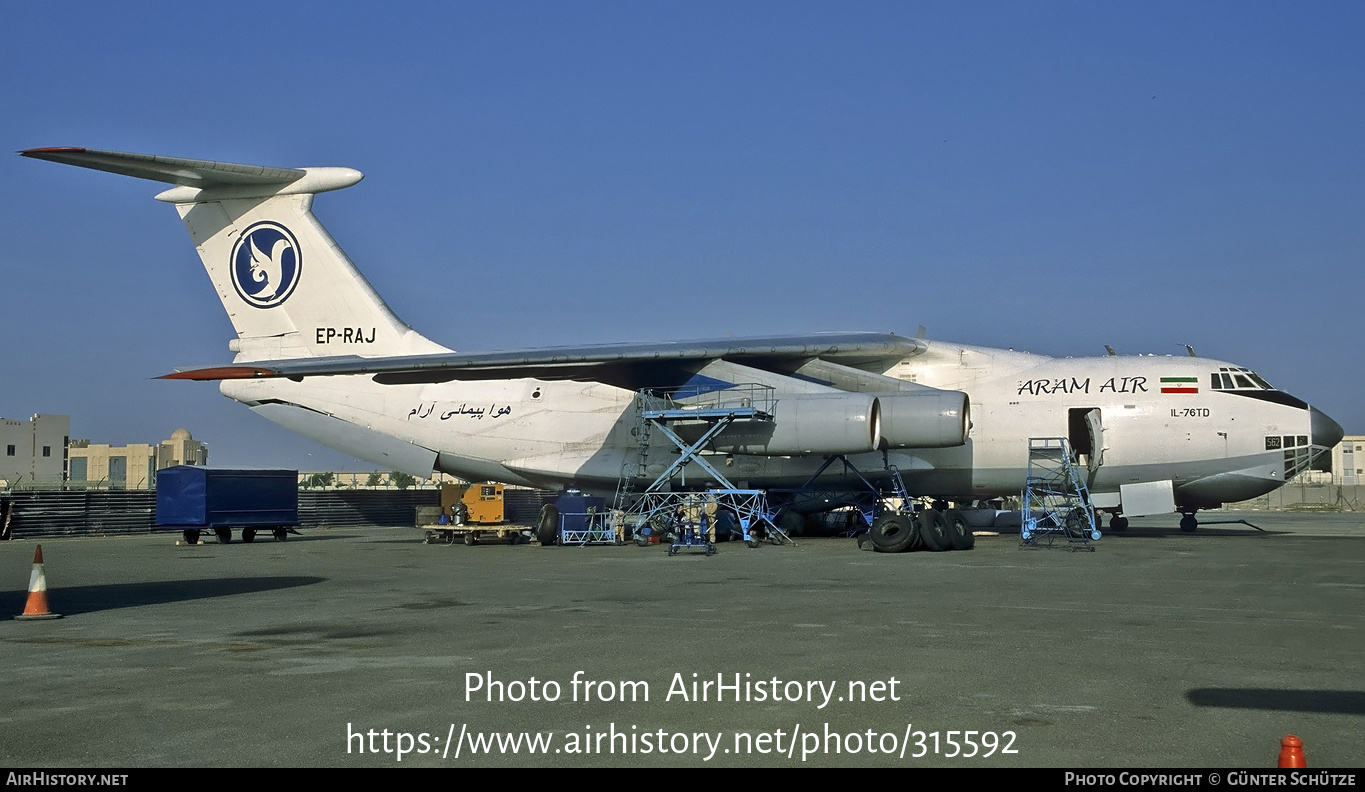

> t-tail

[{"left": 20, "top": 147, "right": 449, "bottom": 362}]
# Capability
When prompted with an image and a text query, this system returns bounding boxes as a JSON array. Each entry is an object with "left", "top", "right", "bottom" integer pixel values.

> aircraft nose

[{"left": 1311, "top": 406, "right": 1344, "bottom": 450}]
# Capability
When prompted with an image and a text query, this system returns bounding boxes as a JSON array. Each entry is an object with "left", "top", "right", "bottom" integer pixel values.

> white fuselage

[{"left": 221, "top": 340, "right": 1325, "bottom": 511}]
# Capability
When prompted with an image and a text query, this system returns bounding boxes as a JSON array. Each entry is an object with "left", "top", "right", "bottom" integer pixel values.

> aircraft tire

[
  {"left": 712, "top": 509, "right": 739, "bottom": 542},
  {"left": 777, "top": 509, "right": 805, "bottom": 537},
  {"left": 944, "top": 509, "right": 975, "bottom": 550},
  {"left": 843, "top": 510, "right": 869, "bottom": 537},
  {"left": 917, "top": 509, "right": 949, "bottom": 551},
  {"left": 536, "top": 504, "right": 559, "bottom": 545},
  {"left": 868, "top": 513, "right": 917, "bottom": 553},
  {"left": 1180, "top": 514, "right": 1198, "bottom": 532}
]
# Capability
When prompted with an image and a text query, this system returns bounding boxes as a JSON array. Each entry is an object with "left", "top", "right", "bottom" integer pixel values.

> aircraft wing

[{"left": 161, "top": 332, "right": 926, "bottom": 384}]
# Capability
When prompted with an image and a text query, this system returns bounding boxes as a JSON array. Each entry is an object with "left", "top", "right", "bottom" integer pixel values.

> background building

[
  {"left": 159, "top": 428, "right": 210, "bottom": 469},
  {"left": 1334, "top": 435, "right": 1362, "bottom": 487},
  {"left": 0, "top": 415, "right": 69, "bottom": 488},
  {"left": 68, "top": 428, "right": 208, "bottom": 489},
  {"left": 0, "top": 414, "right": 69, "bottom": 489}
]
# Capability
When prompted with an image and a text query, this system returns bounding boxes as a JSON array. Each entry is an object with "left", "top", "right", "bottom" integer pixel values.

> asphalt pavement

[{"left": 1, "top": 510, "right": 1360, "bottom": 767}]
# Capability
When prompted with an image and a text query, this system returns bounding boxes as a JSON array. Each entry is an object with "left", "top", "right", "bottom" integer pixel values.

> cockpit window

[{"left": 1212, "top": 367, "right": 1277, "bottom": 392}]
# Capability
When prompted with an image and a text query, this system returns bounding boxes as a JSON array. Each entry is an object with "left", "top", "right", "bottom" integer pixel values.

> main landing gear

[{"left": 1106, "top": 513, "right": 1198, "bottom": 531}]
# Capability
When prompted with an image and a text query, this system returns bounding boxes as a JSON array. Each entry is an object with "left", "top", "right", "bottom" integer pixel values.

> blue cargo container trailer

[{"left": 156, "top": 467, "right": 299, "bottom": 544}]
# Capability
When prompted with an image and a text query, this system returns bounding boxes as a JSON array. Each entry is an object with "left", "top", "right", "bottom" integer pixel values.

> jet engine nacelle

[
  {"left": 877, "top": 390, "right": 970, "bottom": 449},
  {"left": 710, "top": 389, "right": 969, "bottom": 455},
  {"left": 712, "top": 392, "right": 882, "bottom": 455}
]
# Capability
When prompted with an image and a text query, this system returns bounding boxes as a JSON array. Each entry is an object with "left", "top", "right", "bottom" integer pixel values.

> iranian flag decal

[{"left": 1161, "top": 376, "right": 1198, "bottom": 394}]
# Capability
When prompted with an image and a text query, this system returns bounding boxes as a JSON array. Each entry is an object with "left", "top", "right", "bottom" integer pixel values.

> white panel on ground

[
  {"left": 1090, "top": 491, "right": 1121, "bottom": 510},
  {"left": 960, "top": 509, "right": 1000, "bottom": 528},
  {"left": 1119, "top": 480, "right": 1176, "bottom": 517}
]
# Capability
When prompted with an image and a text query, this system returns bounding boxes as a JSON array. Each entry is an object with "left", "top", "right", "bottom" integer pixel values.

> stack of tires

[{"left": 860, "top": 508, "right": 975, "bottom": 553}]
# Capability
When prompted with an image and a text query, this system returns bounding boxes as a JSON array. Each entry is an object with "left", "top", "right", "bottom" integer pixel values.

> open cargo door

[{"left": 1085, "top": 408, "right": 1104, "bottom": 473}]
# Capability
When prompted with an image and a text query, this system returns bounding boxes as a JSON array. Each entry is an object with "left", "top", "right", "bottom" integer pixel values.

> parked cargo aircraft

[{"left": 23, "top": 147, "right": 1344, "bottom": 540}]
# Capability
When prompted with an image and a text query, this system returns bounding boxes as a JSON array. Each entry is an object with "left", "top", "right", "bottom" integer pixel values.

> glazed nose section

[{"left": 1311, "top": 406, "right": 1344, "bottom": 450}]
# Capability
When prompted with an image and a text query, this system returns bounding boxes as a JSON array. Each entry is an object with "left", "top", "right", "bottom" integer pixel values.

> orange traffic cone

[
  {"left": 1279, "top": 735, "right": 1307, "bottom": 768},
  {"left": 15, "top": 545, "right": 62, "bottom": 621}
]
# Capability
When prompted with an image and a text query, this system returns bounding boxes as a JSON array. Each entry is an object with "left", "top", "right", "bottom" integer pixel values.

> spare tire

[
  {"left": 535, "top": 504, "right": 560, "bottom": 545},
  {"left": 917, "top": 509, "right": 949, "bottom": 551},
  {"left": 868, "top": 513, "right": 917, "bottom": 553},
  {"left": 943, "top": 508, "right": 975, "bottom": 550},
  {"left": 711, "top": 509, "right": 738, "bottom": 542},
  {"left": 777, "top": 509, "right": 806, "bottom": 537}
]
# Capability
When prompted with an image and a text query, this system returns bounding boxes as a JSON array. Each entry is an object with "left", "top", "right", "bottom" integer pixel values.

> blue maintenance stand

[
  {"left": 1021, "top": 437, "right": 1100, "bottom": 551},
  {"left": 667, "top": 506, "right": 717, "bottom": 556},
  {"left": 558, "top": 510, "right": 620, "bottom": 546},
  {"left": 613, "top": 384, "right": 795, "bottom": 554}
]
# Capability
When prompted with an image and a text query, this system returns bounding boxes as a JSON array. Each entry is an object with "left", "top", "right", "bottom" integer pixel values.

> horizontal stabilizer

[
  {"left": 20, "top": 147, "right": 305, "bottom": 187},
  {"left": 159, "top": 365, "right": 281, "bottom": 381}
]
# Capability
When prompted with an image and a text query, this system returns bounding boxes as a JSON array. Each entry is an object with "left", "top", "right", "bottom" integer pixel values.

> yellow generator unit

[{"left": 441, "top": 482, "right": 505, "bottom": 525}]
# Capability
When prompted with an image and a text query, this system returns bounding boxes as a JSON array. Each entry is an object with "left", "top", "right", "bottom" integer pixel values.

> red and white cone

[
  {"left": 15, "top": 545, "right": 62, "bottom": 621},
  {"left": 1278, "top": 735, "right": 1307, "bottom": 768}
]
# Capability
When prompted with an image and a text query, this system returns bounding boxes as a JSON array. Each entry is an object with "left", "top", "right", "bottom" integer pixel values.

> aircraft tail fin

[{"left": 21, "top": 147, "right": 449, "bottom": 361}]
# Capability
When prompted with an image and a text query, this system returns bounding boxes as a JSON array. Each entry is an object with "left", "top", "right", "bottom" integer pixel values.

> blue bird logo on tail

[{"left": 231, "top": 222, "right": 301, "bottom": 308}]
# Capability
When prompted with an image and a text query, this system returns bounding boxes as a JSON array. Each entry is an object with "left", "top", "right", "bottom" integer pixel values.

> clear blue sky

[{"left": 3, "top": 2, "right": 1362, "bottom": 469}]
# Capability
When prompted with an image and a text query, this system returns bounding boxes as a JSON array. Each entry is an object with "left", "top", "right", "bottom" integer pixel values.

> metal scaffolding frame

[
  {"left": 613, "top": 385, "right": 941, "bottom": 551},
  {"left": 629, "top": 488, "right": 791, "bottom": 551},
  {"left": 1021, "top": 437, "right": 1100, "bottom": 551},
  {"left": 557, "top": 510, "right": 620, "bottom": 546},
  {"left": 615, "top": 384, "right": 798, "bottom": 551}
]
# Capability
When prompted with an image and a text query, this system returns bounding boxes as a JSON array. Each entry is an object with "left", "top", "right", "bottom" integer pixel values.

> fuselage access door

[
  {"left": 1067, "top": 407, "right": 1104, "bottom": 474},
  {"left": 1085, "top": 408, "right": 1104, "bottom": 473}
]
